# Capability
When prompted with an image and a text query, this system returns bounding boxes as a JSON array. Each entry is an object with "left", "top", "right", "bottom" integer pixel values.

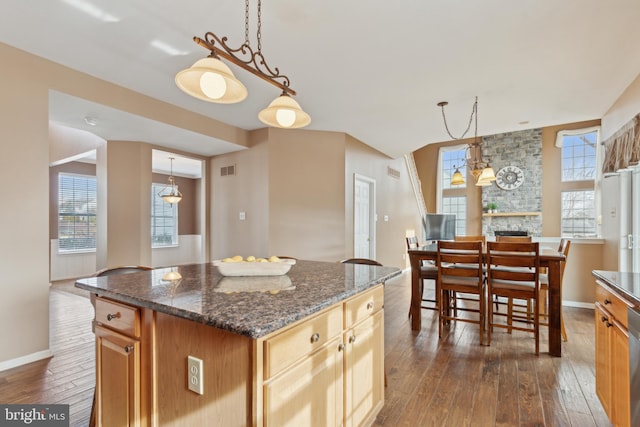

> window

[
  {"left": 442, "top": 149, "right": 467, "bottom": 190},
  {"left": 562, "top": 131, "right": 597, "bottom": 181},
  {"left": 561, "top": 190, "right": 596, "bottom": 237},
  {"left": 559, "top": 128, "right": 598, "bottom": 237},
  {"left": 438, "top": 147, "right": 467, "bottom": 235},
  {"left": 151, "top": 183, "right": 178, "bottom": 247},
  {"left": 58, "top": 173, "right": 97, "bottom": 252},
  {"left": 442, "top": 196, "right": 466, "bottom": 236}
]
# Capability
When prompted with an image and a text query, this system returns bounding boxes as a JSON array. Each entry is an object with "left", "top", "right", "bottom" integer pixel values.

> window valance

[{"left": 602, "top": 114, "right": 640, "bottom": 173}]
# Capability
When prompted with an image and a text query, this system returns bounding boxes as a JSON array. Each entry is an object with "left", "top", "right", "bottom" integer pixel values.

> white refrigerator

[{"left": 618, "top": 164, "right": 640, "bottom": 273}]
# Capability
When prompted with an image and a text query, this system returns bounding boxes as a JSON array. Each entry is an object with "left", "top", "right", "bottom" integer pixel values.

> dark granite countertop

[
  {"left": 592, "top": 270, "right": 640, "bottom": 307},
  {"left": 75, "top": 260, "right": 401, "bottom": 339}
]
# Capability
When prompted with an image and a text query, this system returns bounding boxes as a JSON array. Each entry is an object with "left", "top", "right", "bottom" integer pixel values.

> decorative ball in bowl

[{"left": 212, "top": 255, "right": 296, "bottom": 277}]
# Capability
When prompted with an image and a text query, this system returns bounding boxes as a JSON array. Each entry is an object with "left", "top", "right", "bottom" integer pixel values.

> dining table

[{"left": 408, "top": 243, "right": 567, "bottom": 357}]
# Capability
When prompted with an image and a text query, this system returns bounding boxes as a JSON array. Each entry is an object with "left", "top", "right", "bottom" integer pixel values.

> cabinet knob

[
  {"left": 107, "top": 312, "right": 121, "bottom": 321},
  {"left": 124, "top": 344, "right": 134, "bottom": 353},
  {"left": 349, "top": 335, "right": 357, "bottom": 344},
  {"left": 604, "top": 299, "right": 611, "bottom": 305},
  {"left": 338, "top": 343, "right": 346, "bottom": 352},
  {"left": 310, "top": 333, "right": 320, "bottom": 343},
  {"left": 366, "top": 302, "right": 374, "bottom": 310}
]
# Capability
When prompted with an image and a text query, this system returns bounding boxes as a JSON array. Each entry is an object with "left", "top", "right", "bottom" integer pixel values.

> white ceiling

[{"left": 3, "top": 0, "right": 640, "bottom": 160}]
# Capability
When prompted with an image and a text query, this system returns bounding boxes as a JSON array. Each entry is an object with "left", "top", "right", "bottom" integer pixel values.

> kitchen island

[{"left": 76, "top": 260, "right": 401, "bottom": 427}]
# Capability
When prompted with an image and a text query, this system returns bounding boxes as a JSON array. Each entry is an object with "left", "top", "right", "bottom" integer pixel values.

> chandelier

[
  {"left": 175, "top": 0, "right": 311, "bottom": 129},
  {"left": 437, "top": 97, "right": 496, "bottom": 186},
  {"left": 158, "top": 157, "right": 183, "bottom": 204}
]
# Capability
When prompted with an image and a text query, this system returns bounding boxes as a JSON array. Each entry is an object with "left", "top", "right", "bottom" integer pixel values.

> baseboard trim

[{"left": 0, "top": 349, "right": 53, "bottom": 372}]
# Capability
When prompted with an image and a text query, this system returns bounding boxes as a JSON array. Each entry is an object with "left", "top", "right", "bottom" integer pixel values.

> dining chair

[
  {"left": 486, "top": 241, "right": 541, "bottom": 354},
  {"left": 454, "top": 235, "right": 486, "bottom": 244},
  {"left": 493, "top": 235, "right": 533, "bottom": 317},
  {"left": 340, "top": 258, "right": 383, "bottom": 266},
  {"left": 539, "top": 238, "right": 571, "bottom": 341},
  {"left": 406, "top": 236, "right": 439, "bottom": 313},
  {"left": 451, "top": 235, "right": 486, "bottom": 314},
  {"left": 95, "top": 265, "right": 154, "bottom": 276},
  {"left": 437, "top": 240, "right": 485, "bottom": 344},
  {"left": 89, "top": 265, "right": 153, "bottom": 427}
]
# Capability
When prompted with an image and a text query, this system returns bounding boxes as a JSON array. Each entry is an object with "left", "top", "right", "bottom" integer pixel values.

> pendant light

[
  {"left": 258, "top": 92, "right": 311, "bottom": 129},
  {"left": 438, "top": 97, "right": 496, "bottom": 186},
  {"left": 175, "top": 0, "right": 310, "bottom": 128},
  {"left": 158, "top": 157, "right": 183, "bottom": 204},
  {"left": 175, "top": 55, "right": 248, "bottom": 104}
]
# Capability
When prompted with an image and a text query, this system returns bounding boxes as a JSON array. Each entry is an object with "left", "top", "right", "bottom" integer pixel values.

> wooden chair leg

[
  {"left": 507, "top": 298, "right": 513, "bottom": 333},
  {"left": 561, "top": 313, "right": 568, "bottom": 342}
]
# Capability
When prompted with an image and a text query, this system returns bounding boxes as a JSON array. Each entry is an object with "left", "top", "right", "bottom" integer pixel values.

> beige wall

[
  {"left": 210, "top": 137, "right": 268, "bottom": 260},
  {"left": 345, "top": 135, "right": 422, "bottom": 267},
  {"left": 0, "top": 41, "right": 244, "bottom": 367},
  {"left": 601, "top": 72, "right": 640, "bottom": 141},
  {"left": 0, "top": 44, "right": 50, "bottom": 366},
  {"left": 268, "top": 129, "right": 346, "bottom": 262},
  {"left": 209, "top": 129, "right": 419, "bottom": 267}
]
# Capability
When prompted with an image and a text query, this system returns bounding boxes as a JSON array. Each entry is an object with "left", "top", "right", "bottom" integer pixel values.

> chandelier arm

[{"left": 194, "top": 34, "right": 296, "bottom": 96}]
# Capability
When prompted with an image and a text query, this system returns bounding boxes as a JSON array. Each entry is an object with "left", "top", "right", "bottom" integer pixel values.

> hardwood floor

[
  {"left": 0, "top": 282, "right": 95, "bottom": 426},
  {"left": 0, "top": 272, "right": 610, "bottom": 427},
  {"left": 376, "top": 272, "right": 611, "bottom": 427}
]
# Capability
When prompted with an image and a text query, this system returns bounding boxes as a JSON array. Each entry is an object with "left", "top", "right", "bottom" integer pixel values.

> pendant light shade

[
  {"left": 451, "top": 168, "right": 465, "bottom": 185},
  {"left": 258, "top": 93, "right": 311, "bottom": 129},
  {"left": 158, "top": 158, "right": 183, "bottom": 204},
  {"left": 475, "top": 166, "right": 497, "bottom": 186},
  {"left": 175, "top": 57, "right": 248, "bottom": 104}
]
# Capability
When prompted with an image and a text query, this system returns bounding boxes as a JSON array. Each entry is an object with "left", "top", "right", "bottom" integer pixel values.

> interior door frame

[{"left": 353, "top": 173, "right": 376, "bottom": 259}]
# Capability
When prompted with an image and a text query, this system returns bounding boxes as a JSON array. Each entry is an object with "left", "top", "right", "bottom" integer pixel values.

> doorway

[{"left": 354, "top": 174, "right": 376, "bottom": 259}]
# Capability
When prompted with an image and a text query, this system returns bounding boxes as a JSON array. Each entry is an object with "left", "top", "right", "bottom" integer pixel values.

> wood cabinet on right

[{"left": 594, "top": 280, "right": 631, "bottom": 427}]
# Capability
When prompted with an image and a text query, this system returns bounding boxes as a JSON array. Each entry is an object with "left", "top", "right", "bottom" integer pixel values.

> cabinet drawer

[
  {"left": 264, "top": 306, "right": 342, "bottom": 379},
  {"left": 595, "top": 281, "right": 632, "bottom": 329},
  {"left": 95, "top": 297, "right": 140, "bottom": 338},
  {"left": 345, "top": 286, "right": 384, "bottom": 328}
]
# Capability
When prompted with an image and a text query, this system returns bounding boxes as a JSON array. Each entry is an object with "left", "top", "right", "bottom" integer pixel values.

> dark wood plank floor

[
  {"left": 0, "top": 272, "right": 610, "bottom": 427},
  {"left": 376, "top": 272, "right": 611, "bottom": 427}
]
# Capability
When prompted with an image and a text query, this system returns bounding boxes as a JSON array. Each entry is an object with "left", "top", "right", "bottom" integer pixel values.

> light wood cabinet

[
  {"left": 594, "top": 280, "right": 631, "bottom": 427},
  {"left": 94, "top": 297, "right": 142, "bottom": 427},
  {"left": 264, "top": 336, "right": 344, "bottom": 427},
  {"left": 262, "top": 285, "right": 384, "bottom": 427},
  {"left": 344, "top": 310, "right": 384, "bottom": 427}
]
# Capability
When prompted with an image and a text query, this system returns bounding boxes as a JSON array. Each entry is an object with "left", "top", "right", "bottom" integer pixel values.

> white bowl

[{"left": 212, "top": 258, "right": 296, "bottom": 276}]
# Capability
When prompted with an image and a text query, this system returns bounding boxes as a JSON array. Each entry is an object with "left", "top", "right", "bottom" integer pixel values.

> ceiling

[{"left": 3, "top": 0, "right": 640, "bottom": 160}]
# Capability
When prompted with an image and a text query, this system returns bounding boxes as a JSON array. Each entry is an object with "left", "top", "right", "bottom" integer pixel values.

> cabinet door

[
  {"left": 595, "top": 303, "right": 612, "bottom": 419},
  {"left": 344, "top": 310, "right": 384, "bottom": 427},
  {"left": 95, "top": 326, "right": 140, "bottom": 427},
  {"left": 612, "top": 319, "right": 630, "bottom": 427},
  {"left": 264, "top": 336, "right": 343, "bottom": 427}
]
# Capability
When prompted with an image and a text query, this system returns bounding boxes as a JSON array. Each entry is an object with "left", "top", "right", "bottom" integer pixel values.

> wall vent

[
  {"left": 220, "top": 165, "right": 236, "bottom": 176},
  {"left": 387, "top": 166, "right": 400, "bottom": 179}
]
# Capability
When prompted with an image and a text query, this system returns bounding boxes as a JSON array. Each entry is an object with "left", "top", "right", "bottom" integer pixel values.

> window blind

[{"left": 58, "top": 173, "right": 97, "bottom": 252}]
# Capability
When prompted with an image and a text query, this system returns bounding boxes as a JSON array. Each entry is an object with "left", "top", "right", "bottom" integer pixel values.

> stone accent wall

[{"left": 481, "top": 128, "right": 543, "bottom": 236}]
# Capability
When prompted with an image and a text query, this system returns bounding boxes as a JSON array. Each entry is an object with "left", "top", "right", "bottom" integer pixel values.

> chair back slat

[
  {"left": 406, "top": 236, "right": 420, "bottom": 250},
  {"left": 437, "top": 240, "right": 484, "bottom": 279}
]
